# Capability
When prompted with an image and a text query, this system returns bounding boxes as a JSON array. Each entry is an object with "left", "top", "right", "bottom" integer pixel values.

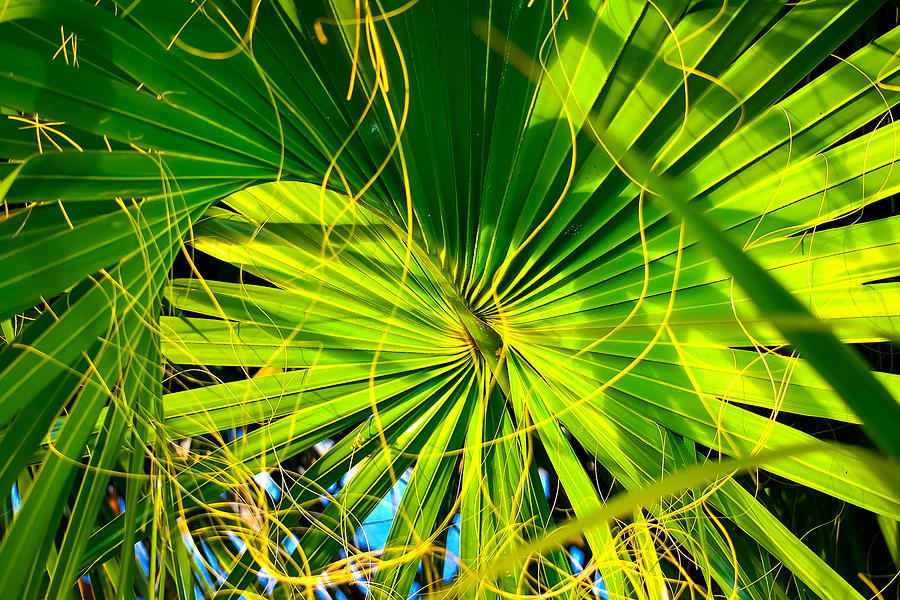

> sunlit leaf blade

[{"left": 2, "top": 1, "right": 899, "bottom": 599}]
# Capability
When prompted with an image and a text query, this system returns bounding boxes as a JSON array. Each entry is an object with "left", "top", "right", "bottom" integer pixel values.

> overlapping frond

[{"left": 1, "top": 1, "right": 899, "bottom": 599}]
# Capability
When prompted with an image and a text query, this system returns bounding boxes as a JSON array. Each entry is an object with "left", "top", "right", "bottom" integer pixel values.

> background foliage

[{"left": 2, "top": 1, "right": 900, "bottom": 599}]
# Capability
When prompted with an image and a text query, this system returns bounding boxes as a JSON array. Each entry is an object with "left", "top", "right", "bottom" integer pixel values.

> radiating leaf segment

[{"left": 0, "top": 1, "right": 899, "bottom": 599}]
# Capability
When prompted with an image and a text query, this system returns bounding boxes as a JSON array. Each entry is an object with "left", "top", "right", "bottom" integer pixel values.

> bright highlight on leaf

[{"left": 1, "top": 1, "right": 899, "bottom": 599}]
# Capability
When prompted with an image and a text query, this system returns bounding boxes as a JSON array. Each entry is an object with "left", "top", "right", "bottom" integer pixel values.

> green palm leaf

[{"left": 2, "top": 1, "right": 899, "bottom": 599}]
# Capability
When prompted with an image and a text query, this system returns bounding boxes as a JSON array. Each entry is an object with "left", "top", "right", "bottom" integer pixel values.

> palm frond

[{"left": 2, "top": 1, "right": 899, "bottom": 599}]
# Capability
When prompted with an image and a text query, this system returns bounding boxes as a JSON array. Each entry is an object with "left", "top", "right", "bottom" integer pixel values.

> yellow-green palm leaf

[{"left": 1, "top": 1, "right": 899, "bottom": 599}]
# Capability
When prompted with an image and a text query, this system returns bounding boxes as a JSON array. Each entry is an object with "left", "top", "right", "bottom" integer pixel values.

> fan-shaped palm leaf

[{"left": 1, "top": 1, "right": 899, "bottom": 599}]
